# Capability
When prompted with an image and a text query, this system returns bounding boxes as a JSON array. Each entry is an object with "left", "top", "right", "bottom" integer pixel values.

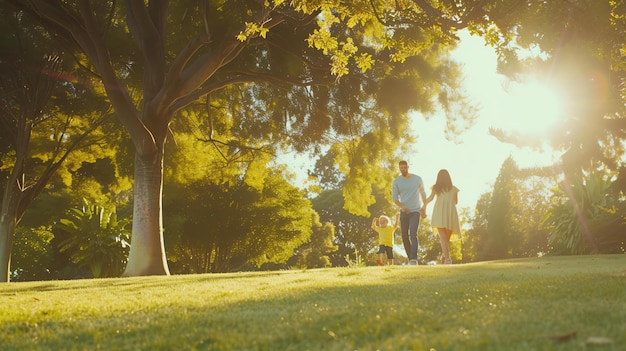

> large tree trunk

[
  {"left": 0, "top": 215, "right": 17, "bottom": 283},
  {"left": 0, "top": 177, "right": 20, "bottom": 282},
  {"left": 0, "top": 124, "right": 28, "bottom": 283},
  {"left": 122, "top": 148, "right": 170, "bottom": 276}
]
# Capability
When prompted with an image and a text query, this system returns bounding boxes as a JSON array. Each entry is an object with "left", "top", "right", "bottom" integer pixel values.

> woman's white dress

[{"left": 430, "top": 186, "right": 461, "bottom": 237}]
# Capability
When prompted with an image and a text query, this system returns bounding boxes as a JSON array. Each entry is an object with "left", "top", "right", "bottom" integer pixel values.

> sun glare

[{"left": 500, "top": 79, "right": 566, "bottom": 138}]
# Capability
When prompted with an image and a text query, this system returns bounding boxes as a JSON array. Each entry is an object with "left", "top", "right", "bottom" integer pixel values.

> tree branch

[
  {"left": 125, "top": 0, "right": 167, "bottom": 98},
  {"left": 18, "top": 111, "right": 113, "bottom": 222},
  {"left": 162, "top": 5, "right": 318, "bottom": 114},
  {"left": 171, "top": 69, "right": 335, "bottom": 114}
]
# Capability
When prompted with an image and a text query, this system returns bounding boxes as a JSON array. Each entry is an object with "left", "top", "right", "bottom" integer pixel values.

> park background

[{"left": 1, "top": 2, "right": 624, "bottom": 283}]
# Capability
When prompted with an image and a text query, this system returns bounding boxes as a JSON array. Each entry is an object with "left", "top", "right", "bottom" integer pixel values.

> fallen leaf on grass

[
  {"left": 549, "top": 331, "right": 577, "bottom": 343},
  {"left": 585, "top": 336, "right": 613, "bottom": 345},
  {"left": 608, "top": 269, "right": 625, "bottom": 277}
]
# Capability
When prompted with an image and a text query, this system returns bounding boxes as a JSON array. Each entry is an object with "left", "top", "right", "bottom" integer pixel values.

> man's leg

[
  {"left": 400, "top": 212, "right": 411, "bottom": 259},
  {"left": 409, "top": 212, "right": 421, "bottom": 262}
]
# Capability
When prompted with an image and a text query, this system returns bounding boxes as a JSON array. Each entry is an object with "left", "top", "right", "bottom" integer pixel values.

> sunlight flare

[{"left": 500, "top": 79, "right": 566, "bottom": 138}]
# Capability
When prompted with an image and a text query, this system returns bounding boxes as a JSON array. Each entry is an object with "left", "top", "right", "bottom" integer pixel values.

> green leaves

[
  {"left": 164, "top": 165, "right": 314, "bottom": 273},
  {"left": 56, "top": 199, "right": 131, "bottom": 278},
  {"left": 543, "top": 171, "right": 626, "bottom": 254},
  {"left": 237, "top": 21, "right": 270, "bottom": 41}
]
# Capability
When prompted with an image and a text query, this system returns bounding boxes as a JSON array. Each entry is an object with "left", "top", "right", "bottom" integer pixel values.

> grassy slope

[{"left": 1, "top": 255, "right": 625, "bottom": 351}]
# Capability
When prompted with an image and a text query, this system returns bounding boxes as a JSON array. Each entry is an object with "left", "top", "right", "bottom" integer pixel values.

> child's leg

[
  {"left": 376, "top": 251, "right": 385, "bottom": 266},
  {"left": 386, "top": 246, "right": 394, "bottom": 265}
]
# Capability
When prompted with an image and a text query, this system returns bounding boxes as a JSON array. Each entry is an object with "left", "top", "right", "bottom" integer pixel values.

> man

[{"left": 392, "top": 160, "right": 427, "bottom": 265}]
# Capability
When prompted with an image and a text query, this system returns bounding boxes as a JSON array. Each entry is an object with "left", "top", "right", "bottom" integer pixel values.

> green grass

[{"left": 1, "top": 255, "right": 625, "bottom": 351}]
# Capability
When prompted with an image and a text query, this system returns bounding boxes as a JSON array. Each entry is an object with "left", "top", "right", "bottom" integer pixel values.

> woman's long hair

[{"left": 432, "top": 169, "right": 453, "bottom": 194}]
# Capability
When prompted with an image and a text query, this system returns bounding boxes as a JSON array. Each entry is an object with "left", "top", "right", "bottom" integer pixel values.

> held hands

[{"left": 420, "top": 208, "right": 427, "bottom": 219}]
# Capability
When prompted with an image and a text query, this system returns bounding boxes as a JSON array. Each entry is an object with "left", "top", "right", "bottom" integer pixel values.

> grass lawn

[{"left": 1, "top": 255, "right": 625, "bottom": 350}]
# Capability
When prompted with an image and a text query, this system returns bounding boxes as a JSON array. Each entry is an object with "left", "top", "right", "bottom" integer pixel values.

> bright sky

[
  {"left": 408, "top": 31, "right": 564, "bottom": 211},
  {"left": 282, "top": 31, "right": 566, "bottom": 214}
]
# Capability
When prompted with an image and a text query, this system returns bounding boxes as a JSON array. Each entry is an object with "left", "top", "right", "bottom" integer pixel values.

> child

[
  {"left": 371, "top": 213, "right": 399, "bottom": 266},
  {"left": 423, "top": 169, "right": 461, "bottom": 265}
]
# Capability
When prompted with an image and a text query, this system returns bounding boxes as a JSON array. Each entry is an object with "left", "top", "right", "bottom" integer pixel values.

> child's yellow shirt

[{"left": 374, "top": 226, "right": 394, "bottom": 247}]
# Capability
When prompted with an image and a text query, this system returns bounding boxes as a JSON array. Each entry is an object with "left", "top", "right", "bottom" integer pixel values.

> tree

[
  {"left": 165, "top": 167, "right": 313, "bottom": 273},
  {"left": 477, "top": 157, "right": 553, "bottom": 260},
  {"left": 156, "top": 111, "right": 315, "bottom": 273},
  {"left": 512, "top": 176, "right": 551, "bottom": 256},
  {"left": 9, "top": 226, "right": 54, "bottom": 281},
  {"left": 464, "top": 192, "right": 491, "bottom": 262},
  {"left": 483, "top": 157, "right": 518, "bottom": 260},
  {"left": 289, "top": 212, "right": 337, "bottom": 269},
  {"left": 8, "top": 0, "right": 516, "bottom": 277},
  {"left": 0, "top": 5, "right": 113, "bottom": 282}
]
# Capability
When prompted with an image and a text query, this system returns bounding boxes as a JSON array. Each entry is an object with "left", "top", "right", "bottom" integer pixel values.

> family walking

[{"left": 373, "top": 160, "right": 461, "bottom": 265}]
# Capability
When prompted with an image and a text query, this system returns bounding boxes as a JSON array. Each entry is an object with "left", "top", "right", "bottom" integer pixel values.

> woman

[{"left": 423, "top": 169, "right": 461, "bottom": 264}]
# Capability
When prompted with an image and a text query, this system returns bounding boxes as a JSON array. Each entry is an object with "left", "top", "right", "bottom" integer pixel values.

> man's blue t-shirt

[{"left": 392, "top": 174, "right": 424, "bottom": 213}]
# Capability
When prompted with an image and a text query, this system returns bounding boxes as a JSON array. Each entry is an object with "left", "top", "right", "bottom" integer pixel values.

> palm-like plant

[
  {"left": 543, "top": 172, "right": 623, "bottom": 254},
  {"left": 56, "top": 199, "right": 131, "bottom": 278}
]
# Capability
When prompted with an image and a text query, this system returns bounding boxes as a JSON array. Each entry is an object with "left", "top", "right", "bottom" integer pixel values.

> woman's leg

[{"left": 438, "top": 227, "right": 451, "bottom": 263}]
